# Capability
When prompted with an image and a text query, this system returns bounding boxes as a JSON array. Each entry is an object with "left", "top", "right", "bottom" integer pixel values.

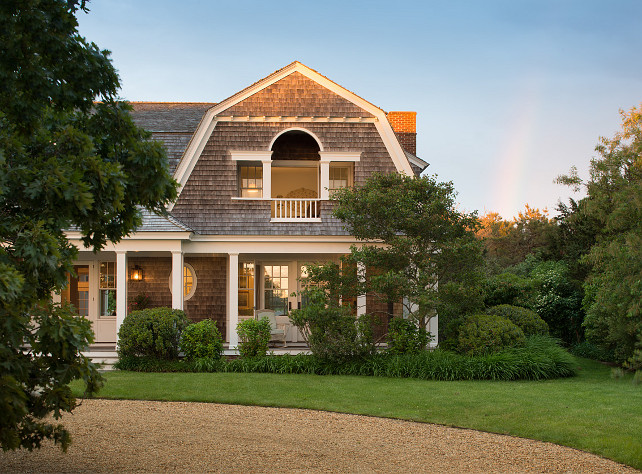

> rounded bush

[
  {"left": 457, "top": 313, "right": 525, "bottom": 356},
  {"left": 117, "top": 307, "right": 189, "bottom": 360},
  {"left": 237, "top": 318, "right": 271, "bottom": 358},
  {"left": 387, "top": 318, "right": 431, "bottom": 354},
  {"left": 486, "top": 304, "right": 549, "bottom": 336},
  {"left": 180, "top": 319, "right": 223, "bottom": 361}
]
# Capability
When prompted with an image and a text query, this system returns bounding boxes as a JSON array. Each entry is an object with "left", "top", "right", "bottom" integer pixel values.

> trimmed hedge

[
  {"left": 180, "top": 319, "right": 223, "bottom": 361},
  {"left": 457, "top": 313, "right": 525, "bottom": 356},
  {"left": 117, "top": 307, "right": 189, "bottom": 360},
  {"left": 486, "top": 304, "right": 549, "bottom": 336},
  {"left": 115, "top": 336, "right": 577, "bottom": 381}
]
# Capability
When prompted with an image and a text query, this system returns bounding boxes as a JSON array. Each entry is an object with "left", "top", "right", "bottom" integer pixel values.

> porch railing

[{"left": 271, "top": 198, "right": 320, "bottom": 221}]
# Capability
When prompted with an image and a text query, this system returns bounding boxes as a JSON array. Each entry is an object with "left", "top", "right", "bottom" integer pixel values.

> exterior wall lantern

[{"left": 130, "top": 265, "right": 144, "bottom": 282}]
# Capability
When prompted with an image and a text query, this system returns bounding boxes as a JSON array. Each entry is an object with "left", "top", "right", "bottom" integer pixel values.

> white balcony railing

[{"left": 271, "top": 198, "right": 320, "bottom": 222}]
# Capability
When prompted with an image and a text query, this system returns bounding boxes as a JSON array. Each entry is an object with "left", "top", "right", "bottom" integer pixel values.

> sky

[{"left": 76, "top": 0, "right": 642, "bottom": 219}]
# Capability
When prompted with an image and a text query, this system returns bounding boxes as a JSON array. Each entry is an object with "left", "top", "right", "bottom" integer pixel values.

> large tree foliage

[
  {"left": 307, "top": 173, "right": 485, "bottom": 332},
  {"left": 558, "top": 105, "right": 642, "bottom": 362},
  {"left": 1, "top": 0, "right": 177, "bottom": 451},
  {"left": 477, "top": 205, "right": 556, "bottom": 272}
]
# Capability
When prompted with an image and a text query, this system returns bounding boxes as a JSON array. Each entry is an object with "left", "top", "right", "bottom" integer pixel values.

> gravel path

[{"left": 0, "top": 399, "right": 636, "bottom": 473}]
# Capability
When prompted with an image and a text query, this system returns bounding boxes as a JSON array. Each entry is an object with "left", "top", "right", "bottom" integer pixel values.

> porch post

[
  {"left": 116, "top": 250, "right": 127, "bottom": 339},
  {"left": 356, "top": 261, "right": 366, "bottom": 317},
  {"left": 171, "top": 250, "right": 184, "bottom": 310},
  {"left": 262, "top": 159, "right": 272, "bottom": 200},
  {"left": 228, "top": 253, "right": 239, "bottom": 348},
  {"left": 319, "top": 160, "right": 330, "bottom": 200}
]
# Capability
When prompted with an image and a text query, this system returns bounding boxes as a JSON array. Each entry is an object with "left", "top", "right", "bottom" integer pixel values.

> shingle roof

[
  {"left": 129, "top": 102, "right": 215, "bottom": 173},
  {"left": 129, "top": 102, "right": 215, "bottom": 132},
  {"left": 135, "top": 209, "right": 193, "bottom": 233}
]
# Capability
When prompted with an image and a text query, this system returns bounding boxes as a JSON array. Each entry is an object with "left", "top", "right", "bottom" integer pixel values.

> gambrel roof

[{"left": 170, "top": 61, "right": 427, "bottom": 206}]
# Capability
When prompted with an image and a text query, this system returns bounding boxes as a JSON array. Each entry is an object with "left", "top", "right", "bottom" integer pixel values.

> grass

[{"left": 73, "top": 357, "right": 642, "bottom": 469}]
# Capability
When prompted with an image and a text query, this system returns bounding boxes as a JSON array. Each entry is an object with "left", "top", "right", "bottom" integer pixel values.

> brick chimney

[{"left": 387, "top": 111, "right": 416, "bottom": 155}]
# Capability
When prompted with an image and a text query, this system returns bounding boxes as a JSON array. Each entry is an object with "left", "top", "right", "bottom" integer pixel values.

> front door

[{"left": 61, "top": 263, "right": 117, "bottom": 343}]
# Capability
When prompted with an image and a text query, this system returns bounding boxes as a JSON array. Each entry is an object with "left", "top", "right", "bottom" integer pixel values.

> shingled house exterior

[{"left": 59, "top": 62, "right": 430, "bottom": 350}]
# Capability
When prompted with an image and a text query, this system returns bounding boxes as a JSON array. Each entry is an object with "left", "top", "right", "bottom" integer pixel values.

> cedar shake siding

[
  {"left": 224, "top": 72, "right": 375, "bottom": 118},
  {"left": 171, "top": 120, "right": 399, "bottom": 235},
  {"left": 183, "top": 256, "right": 227, "bottom": 334},
  {"left": 127, "top": 257, "right": 172, "bottom": 310},
  {"left": 127, "top": 256, "right": 227, "bottom": 334}
]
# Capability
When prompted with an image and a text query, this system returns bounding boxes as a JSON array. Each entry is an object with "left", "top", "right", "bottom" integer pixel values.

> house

[{"left": 57, "top": 61, "right": 431, "bottom": 350}]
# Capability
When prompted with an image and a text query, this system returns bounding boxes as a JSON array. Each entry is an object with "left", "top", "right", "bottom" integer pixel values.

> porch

[{"left": 84, "top": 342, "right": 312, "bottom": 371}]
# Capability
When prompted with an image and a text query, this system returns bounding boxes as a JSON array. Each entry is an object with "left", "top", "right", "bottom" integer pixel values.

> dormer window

[{"left": 239, "top": 164, "right": 263, "bottom": 198}]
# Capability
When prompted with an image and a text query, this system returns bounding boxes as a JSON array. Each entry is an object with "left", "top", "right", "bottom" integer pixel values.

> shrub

[
  {"left": 236, "top": 318, "right": 271, "bottom": 358},
  {"left": 570, "top": 341, "right": 616, "bottom": 362},
  {"left": 483, "top": 272, "right": 534, "bottom": 307},
  {"left": 457, "top": 313, "right": 525, "bottom": 356},
  {"left": 180, "top": 319, "right": 223, "bottom": 361},
  {"left": 386, "top": 318, "right": 431, "bottom": 354},
  {"left": 290, "top": 289, "right": 376, "bottom": 364},
  {"left": 117, "top": 307, "right": 189, "bottom": 360},
  {"left": 486, "top": 304, "right": 548, "bottom": 336}
]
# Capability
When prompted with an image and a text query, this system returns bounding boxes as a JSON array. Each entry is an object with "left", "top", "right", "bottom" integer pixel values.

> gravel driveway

[{"left": 0, "top": 399, "right": 636, "bottom": 473}]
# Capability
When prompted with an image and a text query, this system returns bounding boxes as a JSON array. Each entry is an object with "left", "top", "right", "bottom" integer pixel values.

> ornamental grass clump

[{"left": 117, "top": 307, "right": 189, "bottom": 360}]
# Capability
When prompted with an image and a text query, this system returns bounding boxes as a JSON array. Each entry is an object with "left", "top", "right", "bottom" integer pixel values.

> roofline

[{"left": 168, "top": 62, "right": 416, "bottom": 210}]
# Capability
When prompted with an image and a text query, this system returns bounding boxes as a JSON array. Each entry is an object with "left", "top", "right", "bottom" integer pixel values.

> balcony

[{"left": 271, "top": 198, "right": 320, "bottom": 222}]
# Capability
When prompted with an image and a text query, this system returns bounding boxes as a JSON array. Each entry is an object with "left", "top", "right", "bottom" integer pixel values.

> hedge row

[{"left": 115, "top": 336, "right": 577, "bottom": 381}]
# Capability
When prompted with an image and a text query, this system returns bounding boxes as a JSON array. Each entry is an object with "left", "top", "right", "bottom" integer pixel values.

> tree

[
  {"left": 477, "top": 205, "right": 556, "bottom": 272},
  {"left": 1, "top": 0, "right": 177, "bottom": 451},
  {"left": 311, "top": 173, "right": 485, "bottom": 333},
  {"left": 558, "top": 105, "right": 642, "bottom": 362}
]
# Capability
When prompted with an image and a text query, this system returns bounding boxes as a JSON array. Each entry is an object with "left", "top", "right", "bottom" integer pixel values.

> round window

[{"left": 168, "top": 263, "right": 197, "bottom": 300}]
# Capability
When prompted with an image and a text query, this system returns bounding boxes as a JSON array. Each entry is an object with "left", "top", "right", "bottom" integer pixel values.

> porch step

[{"left": 83, "top": 350, "right": 118, "bottom": 371}]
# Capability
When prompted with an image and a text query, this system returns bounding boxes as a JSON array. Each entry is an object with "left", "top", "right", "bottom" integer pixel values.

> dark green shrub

[
  {"left": 486, "top": 304, "right": 548, "bottom": 336},
  {"left": 457, "top": 313, "right": 525, "bottom": 356},
  {"left": 180, "top": 319, "right": 223, "bottom": 361},
  {"left": 569, "top": 341, "right": 616, "bottom": 362},
  {"left": 236, "top": 318, "right": 271, "bottom": 358},
  {"left": 116, "top": 337, "right": 576, "bottom": 381},
  {"left": 290, "top": 289, "right": 376, "bottom": 364},
  {"left": 386, "top": 318, "right": 431, "bottom": 354},
  {"left": 117, "top": 307, "right": 189, "bottom": 360},
  {"left": 483, "top": 272, "right": 534, "bottom": 307}
]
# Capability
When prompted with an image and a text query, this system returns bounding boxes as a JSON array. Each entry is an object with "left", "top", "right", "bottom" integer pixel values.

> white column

[
  {"left": 262, "top": 159, "right": 272, "bottom": 200},
  {"left": 429, "top": 313, "right": 439, "bottom": 347},
  {"left": 171, "top": 250, "right": 184, "bottom": 310},
  {"left": 319, "top": 160, "right": 330, "bottom": 200},
  {"left": 116, "top": 251, "right": 127, "bottom": 338},
  {"left": 356, "top": 261, "right": 366, "bottom": 317},
  {"left": 227, "top": 253, "right": 239, "bottom": 348}
]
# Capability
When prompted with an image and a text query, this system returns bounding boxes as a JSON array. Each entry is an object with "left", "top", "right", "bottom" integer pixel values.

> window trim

[{"left": 168, "top": 263, "right": 197, "bottom": 301}]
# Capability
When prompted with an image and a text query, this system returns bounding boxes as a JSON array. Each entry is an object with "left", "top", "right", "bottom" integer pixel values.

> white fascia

[
  {"left": 318, "top": 151, "right": 361, "bottom": 163},
  {"left": 169, "top": 62, "right": 416, "bottom": 210}
]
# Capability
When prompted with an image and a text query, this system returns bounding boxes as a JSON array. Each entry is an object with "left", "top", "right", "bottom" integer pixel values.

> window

[
  {"left": 99, "top": 262, "right": 116, "bottom": 317},
  {"left": 329, "top": 165, "right": 351, "bottom": 193},
  {"left": 264, "top": 264, "right": 289, "bottom": 316},
  {"left": 238, "top": 262, "right": 255, "bottom": 317},
  {"left": 239, "top": 164, "right": 263, "bottom": 198},
  {"left": 168, "top": 263, "right": 197, "bottom": 300}
]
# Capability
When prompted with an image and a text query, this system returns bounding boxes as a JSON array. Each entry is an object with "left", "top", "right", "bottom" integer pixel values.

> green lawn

[{"left": 73, "top": 358, "right": 642, "bottom": 469}]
